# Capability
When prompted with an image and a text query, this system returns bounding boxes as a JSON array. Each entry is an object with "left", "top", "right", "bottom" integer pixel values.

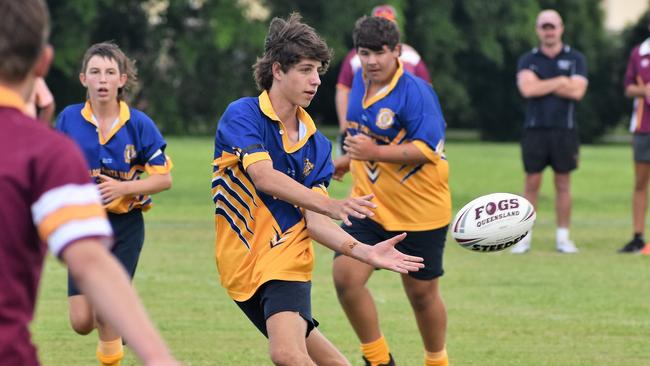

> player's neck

[
  {"left": 268, "top": 88, "right": 299, "bottom": 131},
  {"left": 540, "top": 42, "right": 563, "bottom": 58},
  {"left": 0, "top": 77, "right": 35, "bottom": 105},
  {"left": 89, "top": 99, "right": 121, "bottom": 127}
]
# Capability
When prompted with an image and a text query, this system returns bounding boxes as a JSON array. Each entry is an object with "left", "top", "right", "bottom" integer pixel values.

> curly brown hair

[
  {"left": 80, "top": 42, "right": 138, "bottom": 101},
  {"left": 353, "top": 15, "right": 400, "bottom": 52},
  {"left": 253, "top": 13, "right": 332, "bottom": 91}
]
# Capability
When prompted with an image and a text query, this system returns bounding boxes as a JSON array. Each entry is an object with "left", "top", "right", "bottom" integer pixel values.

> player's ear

[
  {"left": 33, "top": 44, "right": 53, "bottom": 78},
  {"left": 119, "top": 73, "right": 127, "bottom": 88},
  {"left": 79, "top": 72, "right": 86, "bottom": 87},
  {"left": 272, "top": 62, "right": 283, "bottom": 81},
  {"left": 394, "top": 43, "right": 402, "bottom": 57}
]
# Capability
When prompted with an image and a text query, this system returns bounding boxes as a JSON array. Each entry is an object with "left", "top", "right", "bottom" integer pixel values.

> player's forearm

[
  {"left": 335, "top": 88, "right": 350, "bottom": 133},
  {"left": 123, "top": 173, "right": 172, "bottom": 196},
  {"left": 553, "top": 78, "right": 587, "bottom": 101},
  {"left": 625, "top": 84, "right": 647, "bottom": 99},
  {"left": 518, "top": 77, "right": 566, "bottom": 98},
  {"left": 63, "top": 241, "right": 175, "bottom": 364},
  {"left": 304, "top": 210, "right": 370, "bottom": 262},
  {"left": 374, "top": 142, "right": 430, "bottom": 164},
  {"left": 249, "top": 164, "right": 331, "bottom": 215}
]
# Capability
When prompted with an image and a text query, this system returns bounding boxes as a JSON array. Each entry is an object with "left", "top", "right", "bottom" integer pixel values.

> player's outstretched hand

[
  {"left": 366, "top": 233, "right": 425, "bottom": 274},
  {"left": 328, "top": 194, "right": 376, "bottom": 226}
]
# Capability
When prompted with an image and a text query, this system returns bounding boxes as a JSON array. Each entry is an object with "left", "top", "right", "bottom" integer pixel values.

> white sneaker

[
  {"left": 510, "top": 233, "right": 531, "bottom": 254},
  {"left": 556, "top": 240, "right": 579, "bottom": 254}
]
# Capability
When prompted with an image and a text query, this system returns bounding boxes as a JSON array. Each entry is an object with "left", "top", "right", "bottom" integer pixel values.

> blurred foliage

[{"left": 44, "top": 0, "right": 647, "bottom": 141}]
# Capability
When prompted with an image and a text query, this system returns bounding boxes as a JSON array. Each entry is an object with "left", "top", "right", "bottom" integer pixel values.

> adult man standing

[{"left": 511, "top": 9, "right": 588, "bottom": 254}]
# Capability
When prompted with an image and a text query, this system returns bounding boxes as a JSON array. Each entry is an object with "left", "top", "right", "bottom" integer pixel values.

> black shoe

[
  {"left": 363, "top": 353, "right": 395, "bottom": 366},
  {"left": 618, "top": 238, "right": 645, "bottom": 253}
]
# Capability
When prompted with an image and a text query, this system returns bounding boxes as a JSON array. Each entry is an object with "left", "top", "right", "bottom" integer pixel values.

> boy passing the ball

[
  {"left": 211, "top": 13, "right": 424, "bottom": 365},
  {"left": 332, "top": 16, "right": 451, "bottom": 366}
]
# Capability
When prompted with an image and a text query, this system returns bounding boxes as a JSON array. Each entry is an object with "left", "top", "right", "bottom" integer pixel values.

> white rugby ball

[{"left": 451, "top": 193, "right": 536, "bottom": 253}]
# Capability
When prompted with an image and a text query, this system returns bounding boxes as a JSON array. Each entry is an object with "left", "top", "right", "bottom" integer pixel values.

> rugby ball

[{"left": 451, "top": 193, "right": 536, "bottom": 253}]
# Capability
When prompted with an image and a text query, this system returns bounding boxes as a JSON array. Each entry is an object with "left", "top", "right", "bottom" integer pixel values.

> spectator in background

[
  {"left": 335, "top": 4, "right": 430, "bottom": 154},
  {"left": 619, "top": 15, "right": 650, "bottom": 254},
  {"left": 26, "top": 76, "right": 55, "bottom": 124},
  {"left": 510, "top": 9, "right": 588, "bottom": 254}
]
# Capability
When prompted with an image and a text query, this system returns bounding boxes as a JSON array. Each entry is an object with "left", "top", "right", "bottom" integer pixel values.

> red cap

[{"left": 371, "top": 4, "right": 397, "bottom": 23}]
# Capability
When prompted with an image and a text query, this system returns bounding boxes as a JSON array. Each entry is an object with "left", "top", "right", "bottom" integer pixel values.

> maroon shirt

[
  {"left": 0, "top": 87, "right": 111, "bottom": 365},
  {"left": 624, "top": 39, "right": 650, "bottom": 133}
]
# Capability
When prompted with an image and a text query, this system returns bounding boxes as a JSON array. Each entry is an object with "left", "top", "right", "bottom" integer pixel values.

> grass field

[{"left": 32, "top": 137, "right": 650, "bottom": 365}]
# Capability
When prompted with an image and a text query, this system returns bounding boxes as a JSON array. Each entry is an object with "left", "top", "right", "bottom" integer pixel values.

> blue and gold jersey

[
  {"left": 212, "top": 91, "right": 334, "bottom": 301},
  {"left": 56, "top": 101, "right": 173, "bottom": 214},
  {"left": 347, "top": 61, "right": 451, "bottom": 231}
]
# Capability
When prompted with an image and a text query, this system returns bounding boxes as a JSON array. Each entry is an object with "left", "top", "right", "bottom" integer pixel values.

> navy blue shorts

[
  {"left": 68, "top": 209, "right": 145, "bottom": 296},
  {"left": 336, "top": 217, "right": 448, "bottom": 280},
  {"left": 235, "top": 280, "right": 318, "bottom": 338}
]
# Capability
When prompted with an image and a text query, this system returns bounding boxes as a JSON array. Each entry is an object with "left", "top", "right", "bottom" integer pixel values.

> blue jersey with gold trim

[
  {"left": 212, "top": 91, "right": 333, "bottom": 301},
  {"left": 56, "top": 101, "right": 173, "bottom": 214},
  {"left": 346, "top": 62, "right": 451, "bottom": 231}
]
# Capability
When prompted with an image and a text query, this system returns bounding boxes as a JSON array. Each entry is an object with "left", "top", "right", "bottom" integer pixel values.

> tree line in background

[{"left": 45, "top": 0, "right": 650, "bottom": 142}]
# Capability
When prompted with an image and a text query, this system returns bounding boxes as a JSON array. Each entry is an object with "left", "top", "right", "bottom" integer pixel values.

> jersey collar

[
  {"left": 81, "top": 100, "right": 131, "bottom": 145},
  {"left": 362, "top": 59, "right": 404, "bottom": 109},
  {"left": 0, "top": 85, "right": 27, "bottom": 112},
  {"left": 258, "top": 90, "right": 316, "bottom": 153}
]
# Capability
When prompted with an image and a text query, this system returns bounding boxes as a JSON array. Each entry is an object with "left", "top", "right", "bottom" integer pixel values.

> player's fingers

[
  {"left": 342, "top": 215, "right": 352, "bottom": 226},
  {"left": 388, "top": 232, "right": 407, "bottom": 245},
  {"left": 98, "top": 174, "right": 113, "bottom": 181}
]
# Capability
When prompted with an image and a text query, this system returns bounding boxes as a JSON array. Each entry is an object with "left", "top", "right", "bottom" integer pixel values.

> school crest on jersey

[
  {"left": 303, "top": 158, "right": 314, "bottom": 178},
  {"left": 376, "top": 108, "right": 395, "bottom": 130},
  {"left": 123, "top": 144, "right": 137, "bottom": 163}
]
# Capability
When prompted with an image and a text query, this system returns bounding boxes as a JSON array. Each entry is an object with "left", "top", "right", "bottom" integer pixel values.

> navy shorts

[
  {"left": 235, "top": 280, "right": 318, "bottom": 338},
  {"left": 521, "top": 128, "right": 579, "bottom": 173},
  {"left": 68, "top": 209, "right": 145, "bottom": 296},
  {"left": 336, "top": 217, "right": 448, "bottom": 280}
]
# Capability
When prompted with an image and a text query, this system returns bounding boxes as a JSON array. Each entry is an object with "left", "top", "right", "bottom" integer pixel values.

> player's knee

[
  {"left": 69, "top": 312, "right": 94, "bottom": 335},
  {"left": 269, "top": 347, "right": 310, "bottom": 366}
]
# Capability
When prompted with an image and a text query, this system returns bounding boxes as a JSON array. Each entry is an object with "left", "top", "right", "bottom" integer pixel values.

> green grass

[{"left": 32, "top": 137, "right": 650, "bottom": 365}]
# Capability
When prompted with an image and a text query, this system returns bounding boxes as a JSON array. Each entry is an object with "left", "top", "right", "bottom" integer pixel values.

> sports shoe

[
  {"left": 510, "top": 233, "right": 531, "bottom": 254},
  {"left": 556, "top": 240, "right": 578, "bottom": 254},
  {"left": 618, "top": 238, "right": 645, "bottom": 253},
  {"left": 363, "top": 353, "right": 395, "bottom": 366},
  {"left": 640, "top": 243, "right": 650, "bottom": 256}
]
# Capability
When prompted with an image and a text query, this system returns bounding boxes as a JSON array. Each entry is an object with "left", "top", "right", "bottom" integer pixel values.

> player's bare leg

[
  {"left": 306, "top": 328, "right": 351, "bottom": 366},
  {"left": 68, "top": 295, "right": 95, "bottom": 334},
  {"left": 401, "top": 275, "right": 448, "bottom": 365},
  {"left": 332, "top": 256, "right": 379, "bottom": 342},
  {"left": 633, "top": 162, "right": 650, "bottom": 234},
  {"left": 554, "top": 173, "right": 571, "bottom": 228},
  {"left": 267, "top": 311, "right": 315, "bottom": 366},
  {"left": 524, "top": 172, "right": 542, "bottom": 207}
]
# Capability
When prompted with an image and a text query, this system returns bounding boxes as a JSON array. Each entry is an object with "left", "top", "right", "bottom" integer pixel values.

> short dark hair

[
  {"left": 353, "top": 16, "right": 400, "bottom": 52},
  {"left": 0, "top": 0, "right": 49, "bottom": 83},
  {"left": 253, "top": 12, "right": 332, "bottom": 91},
  {"left": 80, "top": 42, "right": 138, "bottom": 101}
]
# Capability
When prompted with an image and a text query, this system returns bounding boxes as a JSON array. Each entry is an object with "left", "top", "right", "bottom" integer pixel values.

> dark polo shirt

[{"left": 517, "top": 45, "right": 588, "bottom": 129}]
